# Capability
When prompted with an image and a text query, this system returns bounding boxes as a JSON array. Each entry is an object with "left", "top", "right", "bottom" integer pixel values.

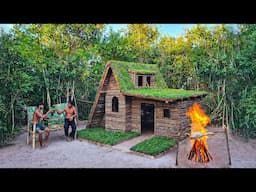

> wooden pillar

[
  {"left": 175, "top": 128, "right": 181, "bottom": 166},
  {"left": 32, "top": 123, "right": 36, "bottom": 149},
  {"left": 27, "top": 120, "right": 30, "bottom": 145}
]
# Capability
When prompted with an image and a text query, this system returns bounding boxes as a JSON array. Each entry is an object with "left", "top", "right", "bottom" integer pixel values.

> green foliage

[
  {"left": 99, "top": 28, "right": 132, "bottom": 62},
  {"left": 126, "top": 24, "right": 159, "bottom": 63},
  {"left": 77, "top": 128, "right": 140, "bottom": 145},
  {"left": 236, "top": 87, "right": 256, "bottom": 138},
  {"left": 1, "top": 23, "right": 256, "bottom": 141},
  {"left": 131, "top": 136, "right": 176, "bottom": 156},
  {"left": 125, "top": 88, "right": 207, "bottom": 99}
]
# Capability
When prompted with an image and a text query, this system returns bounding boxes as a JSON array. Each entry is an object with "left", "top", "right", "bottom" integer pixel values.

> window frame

[
  {"left": 163, "top": 108, "right": 170, "bottom": 118},
  {"left": 146, "top": 76, "right": 151, "bottom": 87},
  {"left": 112, "top": 96, "right": 119, "bottom": 112},
  {"left": 137, "top": 75, "right": 143, "bottom": 87}
]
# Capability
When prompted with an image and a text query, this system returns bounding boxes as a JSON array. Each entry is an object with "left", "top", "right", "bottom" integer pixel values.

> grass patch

[
  {"left": 77, "top": 128, "right": 140, "bottom": 145},
  {"left": 125, "top": 88, "right": 207, "bottom": 99},
  {"left": 131, "top": 136, "right": 176, "bottom": 156}
]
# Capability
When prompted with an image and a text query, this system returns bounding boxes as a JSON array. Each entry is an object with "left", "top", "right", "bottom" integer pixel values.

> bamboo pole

[
  {"left": 222, "top": 79, "right": 231, "bottom": 165},
  {"left": 66, "top": 81, "right": 70, "bottom": 103},
  {"left": 32, "top": 123, "right": 36, "bottom": 149},
  {"left": 11, "top": 103, "right": 14, "bottom": 132},
  {"left": 175, "top": 129, "right": 181, "bottom": 166},
  {"left": 26, "top": 112, "right": 30, "bottom": 145},
  {"left": 225, "top": 105, "right": 232, "bottom": 165},
  {"left": 43, "top": 69, "right": 51, "bottom": 108}
]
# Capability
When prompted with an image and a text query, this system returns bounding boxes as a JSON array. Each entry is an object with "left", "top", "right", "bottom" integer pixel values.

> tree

[
  {"left": 0, "top": 29, "right": 34, "bottom": 142},
  {"left": 126, "top": 24, "right": 159, "bottom": 63}
]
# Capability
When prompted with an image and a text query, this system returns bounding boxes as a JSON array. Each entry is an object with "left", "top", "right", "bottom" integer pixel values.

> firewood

[{"left": 188, "top": 139, "right": 212, "bottom": 163}]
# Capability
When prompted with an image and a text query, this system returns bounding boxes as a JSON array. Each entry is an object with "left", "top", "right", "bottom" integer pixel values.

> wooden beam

[
  {"left": 100, "top": 90, "right": 121, "bottom": 93},
  {"left": 122, "top": 92, "right": 208, "bottom": 103},
  {"left": 76, "top": 98, "right": 94, "bottom": 104}
]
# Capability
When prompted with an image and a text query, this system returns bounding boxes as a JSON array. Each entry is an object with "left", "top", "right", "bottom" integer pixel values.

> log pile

[{"left": 188, "top": 138, "right": 213, "bottom": 163}]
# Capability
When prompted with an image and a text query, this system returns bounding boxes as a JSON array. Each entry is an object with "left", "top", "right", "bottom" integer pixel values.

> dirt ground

[{"left": 1, "top": 124, "right": 256, "bottom": 168}]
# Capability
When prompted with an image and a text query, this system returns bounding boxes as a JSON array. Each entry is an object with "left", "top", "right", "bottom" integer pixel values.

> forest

[{"left": 0, "top": 24, "right": 255, "bottom": 144}]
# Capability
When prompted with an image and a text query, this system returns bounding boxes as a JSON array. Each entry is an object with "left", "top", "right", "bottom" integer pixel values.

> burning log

[
  {"left": 188, "top": 138, "right": 213, "bottom": 163},
  {"left": 186, "top": 103, "right": 213, "bottom": 163}
]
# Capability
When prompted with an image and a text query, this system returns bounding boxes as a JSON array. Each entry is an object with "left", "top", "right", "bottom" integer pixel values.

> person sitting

[
  {"left": 32, "top": 103, "right": 52, "bottom": 148},
  {"left": 56, "top": 101, "right": 77, "bottom": 142}
]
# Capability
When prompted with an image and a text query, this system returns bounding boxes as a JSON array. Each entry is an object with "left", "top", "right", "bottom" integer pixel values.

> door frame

[{"left": 140, "top": 103, "right": 155, "bottom": 134}]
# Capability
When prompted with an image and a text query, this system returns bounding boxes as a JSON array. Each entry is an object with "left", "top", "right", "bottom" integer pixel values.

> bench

[{"left": 26, "top": 103, "right": 67, "bottom": 149}]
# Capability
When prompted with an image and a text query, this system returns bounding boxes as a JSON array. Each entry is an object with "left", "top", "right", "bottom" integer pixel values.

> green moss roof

[
  {"left": 109, "top": 60, "right": 167, "bottom": 91},
  {"left": 124, "top": 88, "right": 208, "bottom": 100},
  {"left": 107, "top": 60, "right": 207, "bottom": 100}
]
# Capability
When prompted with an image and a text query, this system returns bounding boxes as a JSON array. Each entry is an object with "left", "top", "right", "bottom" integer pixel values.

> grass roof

[
  {"left": 109, "top": 60, "right": 167, "bottom": 91},
  {"left": 124, "top": 88, "right": 208, "bottom": 100},
  {"left": 106, "top": 60, "right": 207, "bottom": 100}
]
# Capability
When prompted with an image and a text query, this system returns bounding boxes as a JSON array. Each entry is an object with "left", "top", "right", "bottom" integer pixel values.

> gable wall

[
  {"left": 104, "top": 68, "right": 119, "bottom": 91},
  {"left": 104, "top": 68, "right": 126, "bottom": 131}
]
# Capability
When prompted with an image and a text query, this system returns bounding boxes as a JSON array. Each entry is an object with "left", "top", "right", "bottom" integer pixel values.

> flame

[{"left": 186, "top": 103, "right": 212, "bottom": 163}]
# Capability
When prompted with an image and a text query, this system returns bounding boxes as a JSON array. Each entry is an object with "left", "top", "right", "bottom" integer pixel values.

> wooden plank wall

[
  {"left": 89, "top": 93, "right": 105, "bottom": 127},
  {"left": 130, "top": 98, "right": 181, "bottom": 136},
  {"left": 105, "top": 92, "right": 126, "bottom": 131},
  {"left": 125, "top": 96, "right": 132, "bottom": 132},
  {"left": 104, "top": 69, "right": 126, "bottom": 132},
  {"left": 130, "top": 96, "right": 206, "bottom": 139},
  {"left": 155, "top": 101, "right": 181, "bottom": 138}
]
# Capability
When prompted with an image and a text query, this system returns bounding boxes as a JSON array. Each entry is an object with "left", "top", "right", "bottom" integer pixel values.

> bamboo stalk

[
  {"left": 26, "top": 113, "right": 30, "bottom": 145},
  {"left": 66, "top": 81, "right": 70, "bottom": 103},
  {"left": 71, "top": 80, "right": 75, "bottom": 101},
  {"left": 175, "top": 131, "right": 180, "bottom": 166},
  {"left": 57, "top": 75, "right": 61, "bottom": 104},
  {"left": 73, "top": 89, "right": 79, "bottom": 125},
  {"left": 11, "top": 103, "right": 14, "bottom": 132},
  {"left": 224, "top": 125, "right": 232, "bottom": 165},
  {"left": 43, "top": 69, "right": 51, "bottom": 108}
]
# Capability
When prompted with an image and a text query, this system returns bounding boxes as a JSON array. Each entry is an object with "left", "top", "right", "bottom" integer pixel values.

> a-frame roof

[{"left": 104, "top": 60, "right": 207, "bottom": 101}]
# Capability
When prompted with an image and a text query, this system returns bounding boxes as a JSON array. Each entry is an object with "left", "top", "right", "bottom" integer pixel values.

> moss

[
  {"left": 109, "top": 60, "right": 167, "bottom": 91},
  {"left": 124, "top": 88, "right": 208, "bottom": 99},
  {"left": 111, "top": 61, "right": 134, "bottom": 91},
  {"left": 77, "top": 128, "right": 140, "bottom": 145},
  {"left": 131, "top": 136, "right": 176, "bottom": 156},
  {"left": 104, "top": 61, "right": 207, "bottom": 100}
]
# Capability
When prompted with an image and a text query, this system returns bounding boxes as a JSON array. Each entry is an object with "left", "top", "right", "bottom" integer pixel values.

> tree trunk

[
  {"left": 71, "top": 80, "right": 75, "bottom": 101},
  {"left": 11, "top": 102, "right": 15, "bottom": 132},
  {"left": 71, "top": 80, "right": 79, "bottom": 123},
  {"left": 66, "top": 81, "right": 70, "bottom": 103},
  {"left": 57, "top": 75, "right": 61, "bottom": 104},
  {"left": 43, "top": 69, "right": 51, "bottom": 108}
]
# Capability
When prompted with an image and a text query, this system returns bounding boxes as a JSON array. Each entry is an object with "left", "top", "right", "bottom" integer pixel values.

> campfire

[{"left": 186, "top": 103, "right": 213, "bottom": 163}]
